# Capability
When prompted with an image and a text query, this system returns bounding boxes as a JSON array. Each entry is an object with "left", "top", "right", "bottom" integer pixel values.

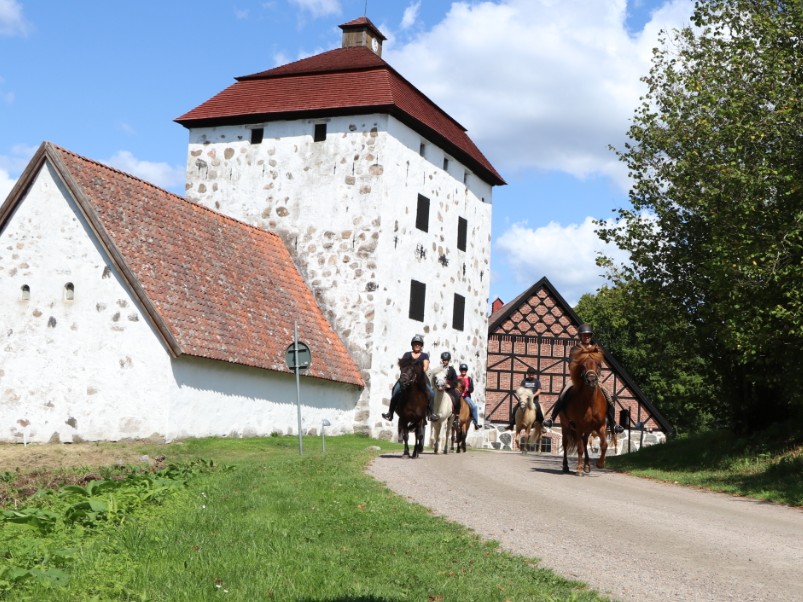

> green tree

[
  {"left": 599, "top": 0, "right": 803, "bottom": 431},
  {"left": 575, "top": 282, "right": 721, "bottom": 434}
]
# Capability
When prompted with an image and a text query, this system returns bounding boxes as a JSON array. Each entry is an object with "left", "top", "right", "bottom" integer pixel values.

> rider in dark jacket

[{"left": 382, "top": 335, "right": 438, "bottom": 422}]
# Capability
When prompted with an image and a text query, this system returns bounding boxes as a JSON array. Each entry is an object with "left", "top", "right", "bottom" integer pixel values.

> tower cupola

[{"left": 339, "top": 17, "right": 386, "bottom": 57}]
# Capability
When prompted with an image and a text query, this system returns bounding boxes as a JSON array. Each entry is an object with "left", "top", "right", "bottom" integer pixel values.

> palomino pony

[
  {"left": 395, "top": 356, "right": 429, "bottom": 458},
  {"left": 429, "top": 366, "right": 459, "bottom": 454},
  {"left": 513, "top": 387, "right": 543, "bottom": 454},
  {"left": 450, "top": 382, "right": 470, "bottom": 453},
  {"left": 558, "top": 345, "right": 617, "bottom": 474}
]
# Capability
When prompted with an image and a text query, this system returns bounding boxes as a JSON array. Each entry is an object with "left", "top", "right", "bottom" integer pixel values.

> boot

[{"left": 382, "top": 395, "right": 399, "bottom": 421}]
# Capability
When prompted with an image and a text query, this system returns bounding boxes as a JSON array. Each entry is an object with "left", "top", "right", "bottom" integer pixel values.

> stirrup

[
  {"left": 543, "top": 419, "right": 553, "bottom": 428},
  {"left": 381, "top": 412, "right": 392, "bottom": 421},
  {"left": 613, "top": 424, "right": 624, "bottom": 434}
]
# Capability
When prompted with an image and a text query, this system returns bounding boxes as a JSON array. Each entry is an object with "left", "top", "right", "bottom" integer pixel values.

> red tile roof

[
  {"left": 175, "top": 45, "right": 505, "bottom": 186},
  {"left": 2, "top": 142, "right": 363, "bottom": 387}
]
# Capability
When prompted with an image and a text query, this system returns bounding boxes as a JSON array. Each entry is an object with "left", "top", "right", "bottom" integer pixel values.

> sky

[{"left": 0, "top": 0, "right": 695, "bottom": 307}]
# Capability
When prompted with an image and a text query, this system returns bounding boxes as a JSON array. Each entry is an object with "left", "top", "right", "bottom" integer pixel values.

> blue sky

[{"left": 0, "top": 0, "right": 694, "bottom": 307}]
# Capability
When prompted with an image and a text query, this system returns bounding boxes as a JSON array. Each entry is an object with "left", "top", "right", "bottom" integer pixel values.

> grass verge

[
  {"left": 606, "top": 423, "right": 803, "bottom": 506},
  {"left": 3, "top": 436, "right": 607, "bottom": 601}
]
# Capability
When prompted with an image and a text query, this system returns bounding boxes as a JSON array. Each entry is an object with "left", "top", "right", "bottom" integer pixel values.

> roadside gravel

[{"left": 368, "top": 449, "right": 803, "bottom": 602}]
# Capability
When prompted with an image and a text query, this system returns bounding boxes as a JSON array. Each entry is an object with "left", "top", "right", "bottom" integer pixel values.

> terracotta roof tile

[
  {"left": 41, "top": 143, "right": 363, "bottom": 387},
  {"left": 175, "top": 46, "right": 504, "bottom": 186}
]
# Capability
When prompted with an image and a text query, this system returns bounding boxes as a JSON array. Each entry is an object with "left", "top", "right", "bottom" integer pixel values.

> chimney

[
  {"left": 491, "top": 298, "right": 505, "bottom": 314},
  {"left": 339, "top": 17, "right": 386, "bottom": 57}
]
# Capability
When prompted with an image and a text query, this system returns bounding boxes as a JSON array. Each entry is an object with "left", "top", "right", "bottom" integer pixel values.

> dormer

[{"left": 340, "top": 16, "right": 386, "bottom": 57}]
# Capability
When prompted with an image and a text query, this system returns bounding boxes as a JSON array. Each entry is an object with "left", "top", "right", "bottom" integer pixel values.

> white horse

[
  {"left": 513, "top": 387, "right": 543, "bottom": 454},
  {"left": 429, "top": 366, "right": 457, "bottom": 454}
]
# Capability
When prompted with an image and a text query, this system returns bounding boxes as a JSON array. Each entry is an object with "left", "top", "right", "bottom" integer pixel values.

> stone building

[
  {"left": 0, "top": 143, "right": 363, "bottom": 444},
  {"left": 175, "top": 18, "right": 505, "bottom": 437}
]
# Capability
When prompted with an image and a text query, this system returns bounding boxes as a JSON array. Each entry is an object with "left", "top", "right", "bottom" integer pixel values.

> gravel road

[{"left": 368, "top": 449, "right": 803, "bottom": 602}]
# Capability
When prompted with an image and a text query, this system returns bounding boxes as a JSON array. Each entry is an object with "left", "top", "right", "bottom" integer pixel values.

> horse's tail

[{"left": 563, "top": 428, "right": 580, "bottom": 455}]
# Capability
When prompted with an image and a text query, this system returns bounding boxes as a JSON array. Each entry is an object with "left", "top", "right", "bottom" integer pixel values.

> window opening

[
  {"left": 452, "top": 293, "right": 465, "bottom": 331},
  {"left": 409, "top": 280, "right": 426, "bottom": 322},
  {"left": 250, "top": 128, "right": 264, "bottom": 144},
  {"left": 314, "top": 123, "right": 327, "bottom": 142},
  {"left": 416, "top": 194, "right": 430, "bottom": 232},
  {"left": 457, "top": 217, "right": 468, "bottom": 251},
  {"left": 64, "top": 282, "right": 75, "bottom": 301},
  {"left": 21, "top": 284, "right": 30, "bottom": 301},
  {"left": 443, "top": 157, "right": 450, "bottom": 171},
  {"left": 419, "top": 143, "right": 426, "bottom": 157}
]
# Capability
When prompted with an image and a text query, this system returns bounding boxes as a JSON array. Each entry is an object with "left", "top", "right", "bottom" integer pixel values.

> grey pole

[{"left": 294, "top": 321, "right": 303, "bottom": 455}]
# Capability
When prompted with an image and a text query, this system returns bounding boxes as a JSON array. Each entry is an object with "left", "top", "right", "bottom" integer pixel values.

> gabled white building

[{"left": 176, "top": 18, "right": 505, "bottom": 436}]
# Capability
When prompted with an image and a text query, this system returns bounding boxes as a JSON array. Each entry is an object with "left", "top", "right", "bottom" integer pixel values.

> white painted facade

[
  {"left": 183, "top": 113, "right": 494, "bottom": 438},
  {"left": 0, "top": 162, "right": 360, "bottom": 444}
]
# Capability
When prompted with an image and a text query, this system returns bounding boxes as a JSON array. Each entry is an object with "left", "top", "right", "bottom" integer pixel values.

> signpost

[{"left": 285, "top": 322, "right": 311, "bottom": 455}]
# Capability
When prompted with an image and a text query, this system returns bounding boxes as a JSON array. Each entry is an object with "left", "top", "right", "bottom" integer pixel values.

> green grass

[
  {"left": 6, "top": 436, "right": 607, "bottom": 601},
  {"left": 606, "top": 423, "right": 803, "bottom": 506}
]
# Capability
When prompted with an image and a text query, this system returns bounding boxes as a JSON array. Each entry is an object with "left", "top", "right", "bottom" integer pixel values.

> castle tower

[{"left": 175, "top": 18, "right": 505, "bottom": 437}]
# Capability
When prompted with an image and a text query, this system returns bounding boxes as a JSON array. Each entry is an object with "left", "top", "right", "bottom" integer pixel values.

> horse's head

[
  {"left": 430, "top": 366, "right": 449, "bottom": 391},
  {"left": 516, "top": 387, "right": 534, "bottom": 409},
  {"left": 571, "top": 345, "right": 604, "bottom": 389},
  {"left": 398, "top": 356, "right": 426, "bottom": 390}
]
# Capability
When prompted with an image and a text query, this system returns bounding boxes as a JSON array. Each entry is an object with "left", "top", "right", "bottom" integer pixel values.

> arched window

[
  {"left": 21, "top": 284, "right": 30, "bottom": 301},
  {"left": 64, "top": 282, "right": 75, "bottom": 301}
]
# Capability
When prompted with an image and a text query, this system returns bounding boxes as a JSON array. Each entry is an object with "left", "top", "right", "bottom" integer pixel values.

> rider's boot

[{"left": 382, "top": 395, "right": 398, "bottom": 421}]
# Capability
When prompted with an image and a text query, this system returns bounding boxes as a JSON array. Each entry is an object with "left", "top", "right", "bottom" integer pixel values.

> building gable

[{"left": 486, "top": 277, "right": 672, "bottom": 433}]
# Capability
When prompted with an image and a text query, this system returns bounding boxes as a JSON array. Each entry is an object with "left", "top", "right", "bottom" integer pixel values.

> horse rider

[
  {"left": 509, "top": 367, "right": 543, "bottom": 429},
  {"left": 438, "top": 351, "right": 460, "bottom": 412},
  {"left": 543, "top": 324, "right": 623, "bottom": 433},
  {"left": 382, "top": 335, "right": 439, "bottom": 422},
  {"left": 458, "top": 363, "right": 480, "bottom": 430}
]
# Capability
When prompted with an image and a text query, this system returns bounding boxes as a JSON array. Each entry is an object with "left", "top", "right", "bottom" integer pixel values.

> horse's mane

[
  {"left": 516, "top": 387, "right": 534, "bottom": 407},
  {"left": 570, "top": 345, "right": 604, "bottom": 386},
  {"left": 398, "top": 355, "right": 427, "bottom": 389}
]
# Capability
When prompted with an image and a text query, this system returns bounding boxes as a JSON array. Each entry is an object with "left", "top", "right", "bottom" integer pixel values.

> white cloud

[
  {"left": 289, "top": 0, "right": 340, "bottom": 18},
  {"left": 0, "top": 0, "right": 28, "bottom": 36},
  {"left": 495, "top": 217, "right": 630, "bottom": 305},
  {"left": 0, "top": 167, "right": 15, "bottom": 201},
  {"left": 387, "top": 0, "right": 693, "bottom": 190},
  {"left": 401, "top": 1, "right": 421, "bottom": 30},
  {"left": 103, "top": 151, "right": 185, "bottom": 192}
]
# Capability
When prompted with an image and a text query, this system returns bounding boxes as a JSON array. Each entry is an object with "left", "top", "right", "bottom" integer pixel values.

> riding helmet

[
  {"left": 578, "top": 324, "right": 593, "bottom": 336},
  {"left": 410, "top": 334, "right": 424, "bottom": 346},
  {"left": 526, "top": 367, "right": 536, "bottom": 375},
  {"left": 441, "top": 352, "right": 451, "bottom": 361},
  {"left": 459, "top": 363, "right": 468, "bottom": 371}
]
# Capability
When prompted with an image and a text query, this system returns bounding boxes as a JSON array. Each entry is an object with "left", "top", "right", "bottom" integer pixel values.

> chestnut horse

[
  {"left": 396, "top": 355, "right": 429, "bottom": 458},
  {"left": 450, "top": 384, "right": 470, "bottom": 453},
  {"left": 513, "top": 387, "right": 543, "bottom": 454},
  {"left": 559, "top": 345, "right": 617, "bottom": 474}
]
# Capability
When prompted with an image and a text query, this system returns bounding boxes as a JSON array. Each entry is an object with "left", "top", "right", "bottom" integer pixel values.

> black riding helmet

[
  {"left": 526, "top": 367, "right": 536, "bottom": 375},
  {"left": 410, "top": 334, "right": 424, "bottom": 346},
  {"left": 578, "top": 324, "right": 593, "bottom": 336},
  {"left": 459, "top": 363, "right": 468, "bottom": 371},
  {"left": 441, "top": 352, "right": 451, "bottom": 361}
]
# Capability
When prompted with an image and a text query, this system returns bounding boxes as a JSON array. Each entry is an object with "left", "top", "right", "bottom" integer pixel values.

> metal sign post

[{"left": 285, "top": 323, "right": 311, "bottom": 455}]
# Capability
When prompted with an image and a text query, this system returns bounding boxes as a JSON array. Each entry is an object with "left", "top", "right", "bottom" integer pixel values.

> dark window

[
  {"left": 452, "top": 293, "right": 465, "bottom": 331},
  {"left": 314, "top": 123, "right": 327, "bottom": 142},
  {"left": 250, "top": 128, "right": 264, "bottom": 144},
  {"left": 457, "top": 217, "right": 467, "bottom": 251},
  {"left": 419, "top": 143, "right": 426, "bottom": 156},
  {"left": 409, "top": 280, "right": 426, "bottom": 322},
  {"left": 416, "top": 194, "right": 430, "bottom": 232},
  {"left": 443, "top": 157, "right": 449, "bottom": 171}
]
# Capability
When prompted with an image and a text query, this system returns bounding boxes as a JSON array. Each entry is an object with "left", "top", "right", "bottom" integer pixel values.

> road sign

[{"left": 285, "top": 341, "right": 311, "bottom": 371}]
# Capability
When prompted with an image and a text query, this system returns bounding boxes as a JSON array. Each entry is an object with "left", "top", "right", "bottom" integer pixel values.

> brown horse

[
  {"left": 450, "top": 382, "right": 470, "bottom": 453},
  {"left": 513, "top": 387, "right": 543, "bottom": 454},
  {"left": 559, "top": 345, "right": 617, "bottom": 474},
  {"left": 396, "top": 356, "right": 429, "bottom": 458}
]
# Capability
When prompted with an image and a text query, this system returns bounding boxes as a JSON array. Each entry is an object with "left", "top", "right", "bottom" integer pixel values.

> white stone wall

[
  {"left": 0, "top": 164, "right": 362, "bottom": 444},
  {"left": 0, "top": 165, "right": 171, "bottom": 443},
  {"left": 183, "top": 113, "right": 494, "bottom": 437}
]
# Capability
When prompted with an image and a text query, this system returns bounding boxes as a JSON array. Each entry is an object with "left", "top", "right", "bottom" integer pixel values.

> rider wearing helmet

[
  {"left": 382, "top": 335, "right": 438, "bottom": 422},
  {"left": 458, "top": 363, "right": 480, "bottom": 430},
  {"left": 509, "top": 367, "right": 544, "bottom": 429},
  {"left": 544, "top": 324, "right": 622, "bottom": 433}
]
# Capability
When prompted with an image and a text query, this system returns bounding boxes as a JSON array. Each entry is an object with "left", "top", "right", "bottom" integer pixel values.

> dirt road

[{"left": 368, "top": 449, "right": 803, "bottom": 602}]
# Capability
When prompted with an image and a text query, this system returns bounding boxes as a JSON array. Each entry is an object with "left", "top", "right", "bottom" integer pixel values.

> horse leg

[
  {"left": 562, "top": 429, "right": 570, "bottom": 473},
  {"left": 402, "top": 426, "right": 410, "bottom": 458},
  {"left": 596, "top": 428, "right": 609, "bottom": 469},
  {"left": 581, "top": 433, "right": 591, "bottom": 474}
]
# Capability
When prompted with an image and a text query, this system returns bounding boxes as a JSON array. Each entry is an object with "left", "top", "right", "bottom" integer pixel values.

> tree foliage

[{"left": 598, "top": 0, "right": 803, "bottom": 431}]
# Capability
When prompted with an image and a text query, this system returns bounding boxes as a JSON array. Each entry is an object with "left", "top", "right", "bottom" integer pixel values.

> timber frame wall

[{"left": 485, "top": 277, "right": 672, "bottom": 434}]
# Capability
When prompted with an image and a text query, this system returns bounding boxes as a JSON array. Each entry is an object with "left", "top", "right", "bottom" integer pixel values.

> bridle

[{"left": 581, "top": 364, "right": 601, "bottom": 388}]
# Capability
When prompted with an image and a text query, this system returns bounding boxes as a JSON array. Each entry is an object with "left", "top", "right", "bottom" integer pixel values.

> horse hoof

[
  {"left": 583, "top": 465, "right": 591, "bottom": 474},
  {"left": 562, "top": 466, "right": 570, "bottom": 473}
]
